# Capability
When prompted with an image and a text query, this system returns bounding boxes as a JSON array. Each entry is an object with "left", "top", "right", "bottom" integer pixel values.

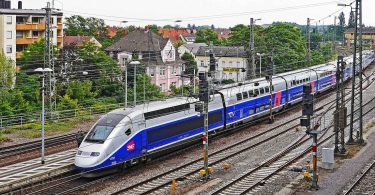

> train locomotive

[{"left": 75, "top": 51, "right": 375, "bottom": 173}]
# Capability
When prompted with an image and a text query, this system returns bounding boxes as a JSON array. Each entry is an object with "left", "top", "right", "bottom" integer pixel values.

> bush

[
  {"left": 57, "top": 95, "right": 80, "bottom": 111},
  {"left": 0, "top": 131, "right": 8, "bottom": 142}
]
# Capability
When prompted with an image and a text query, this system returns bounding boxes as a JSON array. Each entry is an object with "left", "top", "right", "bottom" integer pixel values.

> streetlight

[
  {"left": 34, "top": 67, "right": 53, "bottom": 165},
  {"left": 129, "top": 61, "right": 141, "bottom": 107},
  {"left": 256, "top": 53, "right": 265, "bottom": 77}
]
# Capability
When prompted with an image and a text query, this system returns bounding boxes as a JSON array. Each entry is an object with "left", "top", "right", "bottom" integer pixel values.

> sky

[{"left": 14, "top": 0, "right": 375, "bottom": 28}]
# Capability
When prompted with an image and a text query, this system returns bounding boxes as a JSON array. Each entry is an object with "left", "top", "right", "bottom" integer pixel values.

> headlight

[
  {"left": 77, "top": 150, "right": 82, "bottom": 155},
  {"left": 90, "top": 152, "right": 100, "bottom": 157}
]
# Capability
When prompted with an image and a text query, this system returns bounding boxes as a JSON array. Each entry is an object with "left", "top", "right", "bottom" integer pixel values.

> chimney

[{"left": 18, "top": 1, "right": 22, "bottom": 9}]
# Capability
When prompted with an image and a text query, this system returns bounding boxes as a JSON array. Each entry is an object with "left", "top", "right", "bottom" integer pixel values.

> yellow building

[
  {"left": 345, "top": 28, "right": 375, "bottom": 49},
  {"left": 0, "top": 8, "right": 63, "bottom": 64},
  {"left": 195, "top": 46, "right": 248, "bottom": 82}
]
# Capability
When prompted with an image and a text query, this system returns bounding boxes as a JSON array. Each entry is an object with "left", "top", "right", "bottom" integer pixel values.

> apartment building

[{"left": 0, "top": 1, "right": 63, "bottom": 64}]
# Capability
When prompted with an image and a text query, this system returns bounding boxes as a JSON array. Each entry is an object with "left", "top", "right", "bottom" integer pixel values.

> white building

[{"left": 195, "top": 46, "right": 248, "bottom": 82}]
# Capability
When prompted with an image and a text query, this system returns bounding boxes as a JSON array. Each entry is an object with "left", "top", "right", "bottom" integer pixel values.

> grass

[
  {"left": 0, "top": 131, "right": 8, "bottom": 142},
  {"left": 2, "top": 115, "right": 95, "bottom": 139}
]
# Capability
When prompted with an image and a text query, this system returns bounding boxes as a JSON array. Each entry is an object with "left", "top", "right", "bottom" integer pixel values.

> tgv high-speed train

[{"left": 75, "top": 51, "right": 375, "bottom": 172}]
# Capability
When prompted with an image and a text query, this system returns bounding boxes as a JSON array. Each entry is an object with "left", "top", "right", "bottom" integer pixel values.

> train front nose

[{"left": 74, "top": 143, "right": 105, "bottom": 170}]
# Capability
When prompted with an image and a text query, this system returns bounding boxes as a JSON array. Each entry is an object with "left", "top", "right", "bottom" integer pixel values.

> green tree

[
  {"left": 66, "top": 80, "right": 97, "bottom": 103},
  {"left": 348, "top": 10, "right": 355, "bottom": 28},
  {"left": 127, "top": 74, "right": 164, "bottom": 102},
  {"left": 0, "top": 51, "right": 15, "bottom": 89},
  {"left": 15, "top": 72, "right": 40, "bottom": 108},
  {"left": 18, "top": 39, "right": 58, "bottom": 71},
  {"left": 181, "top": 52, "right": 197, "bottom": 75},
  {"left": 264, "top": 23, "right": 306, "bottom": 71},
  {"left": 195, "top": 29, "right": 221, "bottom": 45},
  {"left": 57, "top": 94, "right": 80, "bottom": 111}
]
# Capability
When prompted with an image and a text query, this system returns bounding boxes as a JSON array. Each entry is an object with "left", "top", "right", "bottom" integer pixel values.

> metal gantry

[
  {"left": 43, "top": 2, "right": 56, "bottom": 116},
  {"left": 334, "top": 56, "right": 347, "bottom": 155},
  {"left": 348, "top": 0, "right": 364, "bottom": 144}
]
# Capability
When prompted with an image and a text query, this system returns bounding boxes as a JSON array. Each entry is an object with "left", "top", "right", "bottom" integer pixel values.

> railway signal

[{"left": 300, "top": 84, "right": 319, "bottom": 190}]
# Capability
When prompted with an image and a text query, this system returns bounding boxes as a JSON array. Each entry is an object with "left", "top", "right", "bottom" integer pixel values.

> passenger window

[
  {"left": 265, "top": 87, "right": 270, "bottom": 93},
  {"left": 125, "top": 129, "right": 131, "bottom": 136},
  {"left": 260, "top": 88, "right": 265, "bottom": 94},
  {"left": 293, "top": 80, "right": 296, "bottom": 85},
  {"left": 254, "top": 89, "right": 259, "bottom": 96},
  {"left": 260, "top": 106, "right": 264, "bottom": 111},
  {"left": 236, "top": 93, "right": 242, "bottom": 101},
  {"left": 249, "top": 109, "right": 254, "bottom": 115},
  {"left": 256, "top": 108, "right": 259, "bottom": 113},
  {"left": 271, "top": 85, "right": 275, "bottom": 91},
  {"left": 248, "top": 90, "right": 254, "bottom": 97},
  {"left": 243, "top": 92, "right": 248, "bottom": 99}
]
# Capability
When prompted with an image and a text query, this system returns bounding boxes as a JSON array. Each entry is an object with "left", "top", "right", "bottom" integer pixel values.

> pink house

[{"left": 105, "top": 30, "right": 183, "bottom": 92}]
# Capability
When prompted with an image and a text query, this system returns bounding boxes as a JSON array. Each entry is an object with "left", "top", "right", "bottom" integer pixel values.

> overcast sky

[{"left": 16, "top": 0, "right": 375, "bottom": 28}]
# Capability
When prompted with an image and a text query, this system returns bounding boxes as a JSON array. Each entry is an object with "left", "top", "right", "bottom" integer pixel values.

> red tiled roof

[
  {"left": 107, "top": 26, "right": 119, "bottom": 38},
  {"left": 158, "top": 28, "right": 194, "bottom": 43},
  {"left": 214, "top": 28, "right": 231, "bottom": 39},
  {"left": 63, "top": 36, "right": 92, "bottom": 47}
]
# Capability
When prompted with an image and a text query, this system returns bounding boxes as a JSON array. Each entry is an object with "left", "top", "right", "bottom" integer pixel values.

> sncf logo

[{"left": 126, "top": 140, "right": 135, "bottom": 151}]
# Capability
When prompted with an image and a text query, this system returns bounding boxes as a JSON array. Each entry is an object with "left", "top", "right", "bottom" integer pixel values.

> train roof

[{"left": 107, "top": 96, "right": 199, "bottom": 118}]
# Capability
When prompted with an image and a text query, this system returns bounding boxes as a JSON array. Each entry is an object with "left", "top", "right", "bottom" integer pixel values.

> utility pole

[
  {"left": 301, "top": 84, "right": 318, "bottom": 190},
  {"left": 334, "top": 56, "right": 347, "bottom": 155},
  {"left": 248, "top": 18, "right": 256, "bottom": 80},
  {"left": 333, "top": 16, "right": 337, "bottom": 53},
  {"left": 43, "top": 2, "right": 55, "bottom": 117},
  {"left": 266, "top": 52, "right": 275, "bottom": 123},
  {"left": 124, "top": 59, "right": 127, "bottom": 109},
  {"left": 306, "top": 18, "right": 311, "bottom": 66},
  {"left": 348, "top": 0, "right": 364, "bottom": 144}
]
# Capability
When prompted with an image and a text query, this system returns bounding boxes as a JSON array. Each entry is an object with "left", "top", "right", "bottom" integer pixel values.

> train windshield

[
  {"left": 85, "top": 113, "right": 125, "bottom": 143},
  {"left": 85, "top": 125, "right": 114, "bottom": 143}
]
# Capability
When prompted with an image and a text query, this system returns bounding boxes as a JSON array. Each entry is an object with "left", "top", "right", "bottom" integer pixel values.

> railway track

[
  {"left": 343, "top": 159, "right": 375, "bottom": 195},
  {"left": 0, "top": 132, "right": 84, "bottom": 159},
  {"left": 212, "top": 98, "right": 375, "bottom": 195}
]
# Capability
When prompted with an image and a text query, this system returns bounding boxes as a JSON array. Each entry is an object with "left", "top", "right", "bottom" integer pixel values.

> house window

[
  {"left": 16, "top": 31, "right": 23, "bottom": 38},
  {"left": 172, "top": 66, "right": 177, "bottom": 74},
  {"left": 229, "top": 61, "right": 233, "bottom": 66},
  {"left": 160, "top": 66, "right": 166, "bottom": 76},
  {"left": 229, "top": 73, "right": 233, "bottom": 77},
  {"left": 222, "top": 61, "right": 226, "bottom": 66},
  {"left": 121, "top": 58, "right": 127, "bottom": 67},
  {"left": 32, "top": 31, "right": 39, "bottom": 37},
  {"left": 32, "top": 17, "right": 40, "bottom": 23},
  {"left": 201, "top": 60, "right": 204, "bottom": 67},
  {"left": 6, "top": 31, "right": 12, "bottom": 39},
  {"left": 6, "top": 16, "right": 12, "bottom": 24},
  {"left": 6, "top": 45, "right": 12, "bottom": 54},
  {"left": 171, "top": 82, "right": 176, "bottom": 86},
  {"left": 150, "top": 67, "right": 155, "bottom": 77},
  {"left": 159, "top": 83, "right": 166, "bottom": 91},
  {"left": 237, "top": 61, "right": 240, "bottom": 67}
]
